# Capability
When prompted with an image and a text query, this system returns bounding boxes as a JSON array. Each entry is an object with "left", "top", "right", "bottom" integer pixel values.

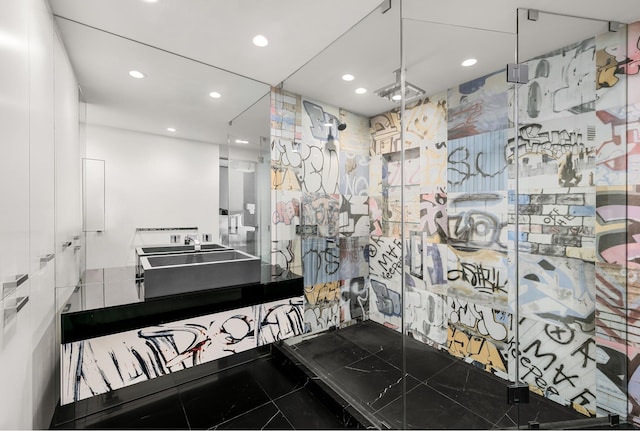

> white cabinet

[
  {"left": 0, "top": 281, "right": 33, "bottom": 429},
  {"left": 29, "top": 0, "right": 56, "bottom": 275},
  {"left": 0, "top": 0, "right": 30, "bottom": 297},
  {"left": 0, "top": 0, "right": 80, "bottom": 428},
  {"left": 30, "top": 262, "right": 56, "bottom": 430}
]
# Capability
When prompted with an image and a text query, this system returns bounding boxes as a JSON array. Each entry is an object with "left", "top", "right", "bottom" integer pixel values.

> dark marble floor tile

[
  {"left": 376, "top": 383, "right": 494, "bottom": 430},
  {"left": 73, "top": 387, "right": 189, "bottom": 429},
  {"left": 375, "top": 335, "right": 457, "bottom": 382},
  {"left": 336, "top": 320, "right": 402, "bottom": 354},
  {"left": 491, "top": 412, "right": 519, "bottom": 429},
  {"left": 502, "top": 395, "right": 586, "bottom": 428},
  {"left": 425, "top": 360, "right": 511, "bottom": 423},
  {"left": 327, "top": 354, "right": 420, "bottom": 412},
  {"left": 247, "top": 356, "right": 308, "bottom": 400},
  {"left": 178, "top": 367, "right": 271, "bottom": 429},
  {"left": 54, "top": 371, "right": 179, "bottom": 425},
  {"left": 293, "top": 332, "right": 372, "bottom": 375},
  {"left": 214, "top": 401, "right": 293, "bottom": 430},
  {"left": 274, "top": 387, "right": 354, "bottom": 429},
  {"left": 170, "top": 347, "right": 269, "bottom": 387}
]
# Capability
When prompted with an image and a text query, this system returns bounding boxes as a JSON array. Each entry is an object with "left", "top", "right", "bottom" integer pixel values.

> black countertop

[{"left": 61, "top": 264, "right": 303, "bottom": 344}]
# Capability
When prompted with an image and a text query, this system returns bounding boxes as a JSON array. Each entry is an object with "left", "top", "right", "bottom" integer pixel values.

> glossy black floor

[
  {"left": 282, "top": 320, "right": 626, "bottom": 430},
  {"left": 51, "top": 320, "right": 631, "bottom": 430},
  {"left": 50, "top": 347, "right": 358, "bottom": 430}
]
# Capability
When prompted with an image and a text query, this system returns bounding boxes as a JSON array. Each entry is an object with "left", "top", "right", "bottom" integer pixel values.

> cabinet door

[
  {"left": 0, "top": 280, "right": 33, "bottom": 430},
  {"left": 31, "top": 262, "right": 56, "bottom": 430},
  {"left": 0, "top": 0, "right": 30, "bottom": 290},
  {"left": 29, "top": 0, "right": 55, "bottom": 275}
]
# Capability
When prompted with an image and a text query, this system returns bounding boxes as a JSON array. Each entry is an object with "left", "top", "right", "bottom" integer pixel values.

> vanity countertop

[{"left": 60, "top": 263, "right": 303, "bottom": 343}]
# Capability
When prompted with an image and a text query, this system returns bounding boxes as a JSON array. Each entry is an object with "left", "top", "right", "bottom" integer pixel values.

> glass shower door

[
  {"left": 400, "top": 4, "right": 517, "bottom": 428},
  {"left": 514, "top": 8, "right": 631, "bottom": 427}
]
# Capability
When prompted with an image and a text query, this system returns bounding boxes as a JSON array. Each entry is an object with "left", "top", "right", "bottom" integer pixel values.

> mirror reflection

[{"left": 52, "top": 16, "right": 271, "bottom": 310}]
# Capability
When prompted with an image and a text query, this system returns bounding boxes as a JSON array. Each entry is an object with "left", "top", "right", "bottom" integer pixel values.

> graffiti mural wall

[
  {"left": 61, "top": 298, "right": 305, "bottom": 404},
  {"left": 267, "top": 20, "right": 640, "bottom": 424}
]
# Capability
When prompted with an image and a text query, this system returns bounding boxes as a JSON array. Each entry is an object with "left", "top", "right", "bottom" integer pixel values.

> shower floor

[{"left": 279, "top": 319, "right": 608, "bottom": 430}]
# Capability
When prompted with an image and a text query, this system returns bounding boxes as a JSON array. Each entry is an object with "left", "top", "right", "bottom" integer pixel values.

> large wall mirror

[{"left": 51, "top": 9, "right": 270, "bottom": 311}]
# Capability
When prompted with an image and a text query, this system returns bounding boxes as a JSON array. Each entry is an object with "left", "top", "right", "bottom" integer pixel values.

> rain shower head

[{"left": 375, "top": 69, "right": 425, "bottom": 103}]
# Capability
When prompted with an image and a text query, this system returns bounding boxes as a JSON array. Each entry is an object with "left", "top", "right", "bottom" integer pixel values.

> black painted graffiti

[
  {"left": 448, "top": 209, "right": 508, "bottom": 251},
  {"left": 303, "top": 100, "right": 340, "bottom": 141},
  {"left": 420, "top": 190, "right": 448, "bottom": 240},
  {"left": 447, "top": 262, "right": 507, "bottom": 295},
  {"left": 370, "top": 279, "right": 401, "bottom": 316},
  {"left": 447, "top": 146, "right": 508, "bottom": 188},
  {"left": 271, "top": 138, "right": 339, "bottom": 194},
  {"left": 302, "top": 239, "right": 340, "bottom": 285},
  {"left": 302, "top": 194, "right": 340, "bottom": 237},
  {"left": 257, "top": 299, "right": 305, "bottom": 344},
  {"left": 370, "top": 111, "right": 401, "bottom": 154},
  {"left": 341, "top": 277, "right": 369, "bottom": 321},
  {"left": 510, "top": 319, "right": 597, "bottom": 409},
  {"left": 271, "top": 240, "right": 296, "bottom": 275},
  {"left": 509, "top": 124, "right": 593, "bottom": 160},
  {"left": 369, "top": 236, "right": 403, "bottom": 280}
]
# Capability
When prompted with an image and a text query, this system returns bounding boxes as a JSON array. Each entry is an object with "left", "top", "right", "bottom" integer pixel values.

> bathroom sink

[
  {"left": 135, "top": 243, "right": 231, "bottom": 279},
  {"left": 140, "top": 249, "right": 261, "bottom": 299},
  {"left": 136, "top": 243, "right": 230, "bottom": 255}
]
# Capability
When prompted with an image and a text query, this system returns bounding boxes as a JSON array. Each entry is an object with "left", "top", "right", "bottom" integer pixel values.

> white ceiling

[{"left": 48, "top": 0, "right": 640, "bottom": 147}]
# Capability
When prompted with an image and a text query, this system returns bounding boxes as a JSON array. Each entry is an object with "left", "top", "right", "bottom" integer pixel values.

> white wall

[
  {"left": 85, "top": 124, "right": 220, "bottom": 269},
  {"left": 0, "top": 0, "right": 82, "bottom": 429}
]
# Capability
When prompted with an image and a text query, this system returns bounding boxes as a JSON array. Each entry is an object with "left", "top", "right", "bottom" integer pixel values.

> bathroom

[{"left": 2, "top": 0, "right": 640, "bottom": 429}]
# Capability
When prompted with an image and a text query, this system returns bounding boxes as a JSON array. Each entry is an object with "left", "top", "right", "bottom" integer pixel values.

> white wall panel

[
  {"left": 84, "top": 124, "right": 220, "bottom": 269},
  {"left": 54, "top": 29, "right": 81, "bottom": 290}
]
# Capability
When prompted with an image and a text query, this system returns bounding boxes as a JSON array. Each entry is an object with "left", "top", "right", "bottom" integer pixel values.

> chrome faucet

[{"left": 185, "top": 235, "right": 201, "bottom": 251}]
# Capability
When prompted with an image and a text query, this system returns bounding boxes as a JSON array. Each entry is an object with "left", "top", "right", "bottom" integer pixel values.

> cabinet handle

[
  {"left": 2, "top": 274, "right": 28, "bottom": 299},
  {"left": 3, "top": 296, "right": 29, "bottom": 325},
  {"left": 73, "top": 245, "right": 82, "bottom": 252},
  {"left": 40, "top": 253, "right": 55, "bottom": 268},
  {"left": 62, "top": 241, "right": 72, "bottom": 249},
  {"left": 15, "top": 296, "right": 28, "bottom": 313}
]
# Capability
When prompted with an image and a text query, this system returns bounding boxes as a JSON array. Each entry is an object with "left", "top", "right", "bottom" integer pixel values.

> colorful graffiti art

[
  {"left": 303, "top": 281, "right": 341, "bottom": 334},
  {"left": 448, "top": 69, "right": 509, "bottom": 140},
  {"left": 513, "top": 318, "right": 596, "bottom": 415},
  {"left": 368, "top": 276, "right": 401, "bottom": 331},
  {"left": 271, "top": 190, "right": 301, "bottom": 241},
  {"left": 518, "top": 254, "right": 595, "bottom": 334},
  {"left": 448, "top": 129, "right": 509, "bottom": 193},
  {"left": 62, "top": 300, "right": 304, "bottom": 404},
  {"left": 340, "top": 277, "right": 369, "bottom": 324}
]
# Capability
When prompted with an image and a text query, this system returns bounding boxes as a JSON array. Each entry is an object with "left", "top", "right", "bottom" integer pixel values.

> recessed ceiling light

[
  {"left": 342, "top": 74, "right": 355, "bottom": 81},
  {"left": 209, "top": 91, "right": 221, "bottom": 99},
  {"left": 235, "top": 139, "right": 249, "bottom": 144},
  {"left": 392, "top": 94, "right": 402, "bottom": 101},
  {"left": 461, "top": 58, "right": 477, "bottom": 67},
  {"left": 129, "top": 70, "right": 145, "bottom": 79},
  {"left": 252, "top": 35, "right": 268, "bottom": 47},
  {"left": 167, "top": 127, "right": 176, "bottom": 132},
  {"left": 141, "top": 0, "right": 158, "bottom": 3},
  {"left": 355, "top": 87, "right": 367, "bottom": 95}
]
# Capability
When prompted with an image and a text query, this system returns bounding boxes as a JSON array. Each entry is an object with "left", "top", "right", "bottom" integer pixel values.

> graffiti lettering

[{"left": 448, "top": 263, "right": 507, "bottom": 295}]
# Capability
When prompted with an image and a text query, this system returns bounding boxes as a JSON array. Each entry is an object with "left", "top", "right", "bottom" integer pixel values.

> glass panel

[
  {"left": 516, "top": 8, "right": 631, "bottom": 427},
  {"left": 52, "top": 13, "right": 271, "bottom": 415},
  {"left": 276, "top": 2, "right": 403, "bottom": 428},
  {"left": 227, "top": 93, "right": 271, "bottom": 259},
  {"left": 82, "top": 158, "right": 105, "bottom": 232},
  {"left": 401, "top": 5, "right": 517, "bottom": 429}
]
